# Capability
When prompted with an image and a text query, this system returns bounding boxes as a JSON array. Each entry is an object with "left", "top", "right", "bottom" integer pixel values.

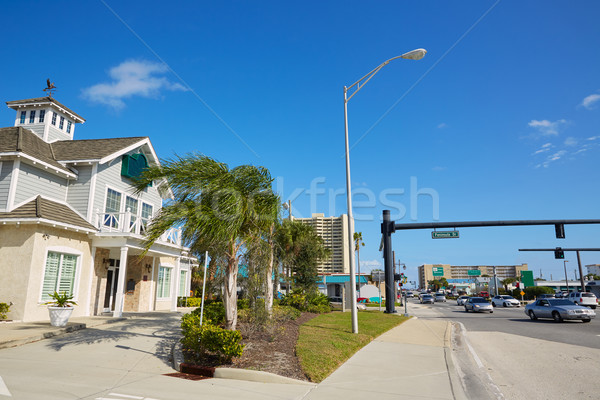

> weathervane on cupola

[{"left": 43, "top": 78, "right": 57, "bottom": 97}]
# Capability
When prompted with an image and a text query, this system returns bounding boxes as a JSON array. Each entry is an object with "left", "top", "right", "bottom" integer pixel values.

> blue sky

[{"left": 2, "top": 1, "right": 599, "bottom": 286}]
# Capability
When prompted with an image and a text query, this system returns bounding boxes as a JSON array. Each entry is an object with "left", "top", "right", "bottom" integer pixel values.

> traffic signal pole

[{"left": 382, "top": 210, "right": 396, "bottom": 313}]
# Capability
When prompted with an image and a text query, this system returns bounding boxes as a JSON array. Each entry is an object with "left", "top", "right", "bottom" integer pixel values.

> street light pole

[{"left": 343, "top": 49, "right": 426, "bottom": 333}]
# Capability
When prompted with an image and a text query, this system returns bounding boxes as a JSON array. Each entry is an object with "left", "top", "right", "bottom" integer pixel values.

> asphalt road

[{"left": 405, "top": 298, "right": 600, "bottom": 349}]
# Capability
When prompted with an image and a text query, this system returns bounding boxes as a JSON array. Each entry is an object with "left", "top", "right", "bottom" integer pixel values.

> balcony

[{"left": 95, "top": 209, "right": 181, "bottom": 246}]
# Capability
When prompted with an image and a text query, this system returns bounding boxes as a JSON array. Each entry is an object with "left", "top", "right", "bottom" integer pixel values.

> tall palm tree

[
  {"left": 133, "top": 153, "right": 279, "bottom": 330},
  {"left": 354, "top": 232, "right": 365, "bottom": 290}
]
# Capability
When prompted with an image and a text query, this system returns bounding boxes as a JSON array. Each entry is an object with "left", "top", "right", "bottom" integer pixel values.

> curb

[
  {"left": 0, "top": 317, "right": 127, "bottom": 350},
  {"left": 171, "top": 340, "right": 314, "bottom": 386},
  {"left": 444, "top": 322, "right": 468, "bottom": 400}
]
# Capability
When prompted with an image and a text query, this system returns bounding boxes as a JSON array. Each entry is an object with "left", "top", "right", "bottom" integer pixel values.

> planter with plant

[{"left": 46, "top": 291, "right": 77, "bottom": 327}]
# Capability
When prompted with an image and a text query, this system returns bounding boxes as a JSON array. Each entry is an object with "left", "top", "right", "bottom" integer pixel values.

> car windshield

[
  {"left": 547, "top": 299, "right": 576, "bottom": 306},
  {"left": 423, "top": 295, "right": 433, "bottom": 298},
  {"left": 471, "top": 298, "right": 488, "bottom": 303},
  {"left": 501, "top": 296, "right": 514, "bottom": 299}
]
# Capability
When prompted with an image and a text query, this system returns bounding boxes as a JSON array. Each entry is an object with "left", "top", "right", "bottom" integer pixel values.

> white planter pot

[{"left": 48, "top": 307, "right": 74, "bottom": 327}]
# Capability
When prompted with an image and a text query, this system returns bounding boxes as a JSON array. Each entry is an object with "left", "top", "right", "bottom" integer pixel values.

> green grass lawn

[{"left": 296, "top": 311, "right": 408, "bottom": 382}]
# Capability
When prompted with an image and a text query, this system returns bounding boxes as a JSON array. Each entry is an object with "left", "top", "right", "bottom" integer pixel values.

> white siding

[
  {"left": 14, "top": 162, "right": 68, "bottom": 204},
  {"left": 24, "top": 125, "right": 45, "bottom": 139},
  {"left": 66, "top": 165, "right": 93, "bottom": 218},
  {"left": 0, "top": 161, "right": 14, "bottom": 210},
  {"left": 93, "top": 152, "right": 163, "bottom": 219},
  {"left": 47, "top": 125, "right": 71, "bottom": 143}
]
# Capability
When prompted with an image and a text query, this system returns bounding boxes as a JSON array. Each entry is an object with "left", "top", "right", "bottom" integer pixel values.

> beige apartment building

[
  {"left": 418, "top": 263, "right": 528, "bottom": 289},
  {"left": 295, "top": 213, "right": 349, "bottom": 274}
]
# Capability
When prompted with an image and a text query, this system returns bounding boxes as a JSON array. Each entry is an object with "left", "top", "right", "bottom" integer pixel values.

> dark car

[{"left": 525, "top": 298, "right": 595, "bottom": 322}]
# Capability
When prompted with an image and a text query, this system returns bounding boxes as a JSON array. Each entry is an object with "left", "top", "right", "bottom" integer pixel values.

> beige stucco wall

[{"left": 0, "top": 224, "right": 92, "bottom": 322}]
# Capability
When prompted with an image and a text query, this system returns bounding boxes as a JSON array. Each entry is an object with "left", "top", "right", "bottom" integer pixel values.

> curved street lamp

[{"left": 344, "top": 48, "right": 426, "bottom": 334}]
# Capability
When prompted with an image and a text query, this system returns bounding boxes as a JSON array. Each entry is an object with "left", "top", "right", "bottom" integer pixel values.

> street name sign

[
  {"left": 432, "top": 267, "right": 444, "bottom": 276},
  {"left": 431, "top": 231, "right": 459, "bottom": 239}
]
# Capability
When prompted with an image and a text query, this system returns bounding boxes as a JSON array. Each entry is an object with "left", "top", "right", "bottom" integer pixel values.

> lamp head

[{"left": 400, "top": 48, "right": 427, "bottom": 60}]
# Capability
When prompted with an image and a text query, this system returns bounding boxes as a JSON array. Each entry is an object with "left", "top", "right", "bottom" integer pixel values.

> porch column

[
  {"left": 85, "top": 246, "right": 97, "bottom": 316},
  {"left": 171, "top": 257, "right": 181, "bottom": 311},
  {"left": 113, "top": 246, "right": 129, "bottom": 318}
]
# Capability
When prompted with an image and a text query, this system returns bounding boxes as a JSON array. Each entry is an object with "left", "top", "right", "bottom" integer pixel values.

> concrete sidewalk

[{"left": 0, "top": 311, "right": 467, "bottom": 400}]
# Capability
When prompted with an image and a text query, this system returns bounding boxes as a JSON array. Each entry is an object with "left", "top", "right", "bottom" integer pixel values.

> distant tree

[
  {"left": 354, "top": 232, "right": 365, "bottom": 283},
  {"left": 501, "top": 277, "right": 517, "bottom": 291}
]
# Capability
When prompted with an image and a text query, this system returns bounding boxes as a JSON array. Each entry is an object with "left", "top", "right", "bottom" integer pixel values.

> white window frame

[
  {"left": 39, "top": 109, "right": 45, "bottom": 123},
  {"left": 103, "top": 186, "right": 123, "bottom": 229},
  {"left": 39, "top": 246, "right": 83, "bottom": 304},
  {"left": 51, "top": 112, "right": 57, "bottom": 126},
  {"left": 29, "top": 110, "right": 36, "bottom": 124},
  {"left": 157, "top": 264, "right": 173, "bottom": 299},
  {"left": 20, "top": 111, "right": 26, "bottom": 124}
]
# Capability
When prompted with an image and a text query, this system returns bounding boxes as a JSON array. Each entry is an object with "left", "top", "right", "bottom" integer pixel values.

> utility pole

[
  {"left": 563, "top": 260, "right": 569, "bottom": 293},
  {"left": 577, "top": 250, "right": 586, "bottom": 292},
  {"left": 493, "top": 266, "right": 498, "bottom": 296}
]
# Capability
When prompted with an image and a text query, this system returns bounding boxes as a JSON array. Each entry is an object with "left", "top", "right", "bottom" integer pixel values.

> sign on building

[
  {"left": 468, "top": 269, "right": 481, "bottom": 276},
  {"left": 432, "top": 267, "right": 444, "bottom": 276}
]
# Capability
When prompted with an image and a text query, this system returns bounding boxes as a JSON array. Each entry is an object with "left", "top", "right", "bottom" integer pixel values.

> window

[
  {"left": 20, "top": 111, "right": 26, "bottom": 124},
  {"left": 29, "top": 110, "right": 36, "bottom": 124},
  {"left": 104, "top": 188, "right": 122, "bottom": 228},
  {"left": 125, "top": 196, "right": 138, "bottom": 231},
  {"left": 59, "top": 116, "right": 65, "bottom": 130},
  {"left": 157, "top": 266, "right": 172, "bottom": 298},
  {"left": 41, "top": 251, "right": 78, "bottom": 301},
  {"left": 39, "top": 110, "right": 45, "bottom": 123},
  {"left": 51, "top": 112, "right": 57, "bottom": 126},
  {"left": 179, "top": 270, "right": 187, "bottom": 297},
  {"left": 66, "top": 120, "right": 72, "bottom": 134},
  {"left": 140, "top": 203, "right": 153, "bottom": 233}
]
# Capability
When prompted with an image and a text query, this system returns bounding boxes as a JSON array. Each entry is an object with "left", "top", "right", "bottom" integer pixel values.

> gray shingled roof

[
  {"left": 6, "top": 97, "right": 85, "bottom": 122},
  {"left": 52, "top": 137, "right": 148, "bottom": 161},
  {"left": 0, "top": 196, "right": 97, "bottom": 231},
  {"left": 0, "top": 127, "right": 72, "bottom": 174}
]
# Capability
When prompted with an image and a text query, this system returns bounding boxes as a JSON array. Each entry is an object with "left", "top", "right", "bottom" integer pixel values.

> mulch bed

[{"left": 183, "top": 312, "right": 318, "bottom": 381}]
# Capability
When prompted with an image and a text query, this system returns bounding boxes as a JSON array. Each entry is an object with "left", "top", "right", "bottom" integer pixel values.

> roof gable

[{"left": 6, "top": 97, "right": 85, "bottom": 122}]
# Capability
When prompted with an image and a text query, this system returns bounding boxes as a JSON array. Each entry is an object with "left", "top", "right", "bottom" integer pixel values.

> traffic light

[
  {"left": 555, "top": 224, "right": 565, "bottom": 239},
  {"left": 554, "top": 247, "right": 565, "bottom": 259},
  {"left": 516, "top": 282, "right": 520, "bottom": 289}
]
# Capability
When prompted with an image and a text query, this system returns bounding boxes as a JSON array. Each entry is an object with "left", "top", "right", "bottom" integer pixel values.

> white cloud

[
  {"left": 564, "top": 137, "right": 578, "bottom": 147},
  {"left": 528, "top": 119, "right": 567, "bottom": 136},
  {"left": 581, "top": 94, "right": 600, "bottom": 110},
  {"left": 82, "top": 60, "right": 187, "bottom": 109},
  {"left": 533, "top": 142, "right": 553, "bottom": 155},
  {"left": 540, "top": 150, "right": 567, "bottom": 168},
  {"left": 587, "top": 136, "right": 600, "bottom": 141},
  {"left": 437, "top": 123, "right": 447, "bottom": 129}
]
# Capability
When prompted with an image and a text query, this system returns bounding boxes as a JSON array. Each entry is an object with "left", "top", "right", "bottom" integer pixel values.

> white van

[{"left": 568, "top": 292, "right": 597, "bottom": 309}]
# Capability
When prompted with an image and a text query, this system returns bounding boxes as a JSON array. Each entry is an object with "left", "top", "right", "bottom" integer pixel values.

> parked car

[
  {"left": 464, "top": 297, "right": 493, "bottom": 313},
  {"left": 479, "top": 291, "right": 489, "bottom": 299},
  {"left": 457, "top": 295, "right": 470, "bottom": 306},
  {"left": 567, "top": 292, "right": 598, "bottom": 309},
  {"left": 538, "top": 294, "right": 556, "bottom": 299},
  {"left": 491, "top": 295, "right": 520, "bottom": 307},
  {"left": 525, "top": 298, "right": 595, "bottom": 322},
  {"left": 434, "top": 293, "right": 446, "bottom": 302},
  {"left": 420, "top": 294, "right": 435, "bottom": 304}
]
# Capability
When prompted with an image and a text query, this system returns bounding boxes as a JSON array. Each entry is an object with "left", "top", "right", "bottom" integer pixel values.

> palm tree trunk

[
  {"left": 224, "top": 243, "right": 239, "bottom": 330},
  {"left": 265, "top": 238, "right": 274, "bottom": 316}
]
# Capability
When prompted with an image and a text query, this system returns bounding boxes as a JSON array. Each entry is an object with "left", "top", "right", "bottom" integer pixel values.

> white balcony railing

[{"left": 95, "top": 208, "right": 181, "bottom": 246}]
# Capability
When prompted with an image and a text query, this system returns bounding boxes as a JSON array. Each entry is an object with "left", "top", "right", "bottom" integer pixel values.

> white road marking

[
  {"left": 0, "top": 376, "right": 12, "bottom": 397},
  {"left": 109, "top": 395, "right": 143, "bottom": 400},
  {"left": 96, "top": 394, "right": 160, "bottom": 400}
]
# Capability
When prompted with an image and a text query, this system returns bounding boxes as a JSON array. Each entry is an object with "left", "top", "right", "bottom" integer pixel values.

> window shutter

[
  {"left": 163, "top": 267, "right": 171, "bottom": 298},
  {"left": 158, "top": 267, "right": 165, "bottom": 298},
  {"left": 58, "top": 254, "right": 77, "bottom": 295},
  {"left": 42, "top": 252, "right": 61, "bottom": 301},
  {"left": 179, "top": 270, "right": 186, "bottom": 297}
]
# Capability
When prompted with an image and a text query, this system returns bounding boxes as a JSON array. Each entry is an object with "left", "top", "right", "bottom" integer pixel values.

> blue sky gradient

[{"left": 2, "top": 1, "right": 599, "bottom": 285}]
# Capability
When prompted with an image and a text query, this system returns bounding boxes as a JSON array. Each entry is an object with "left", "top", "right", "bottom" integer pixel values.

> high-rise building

[{"left": 295, "top": 213, "right": 349, "bottom": 274}]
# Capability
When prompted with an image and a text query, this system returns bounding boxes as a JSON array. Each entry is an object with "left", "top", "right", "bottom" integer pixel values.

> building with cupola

[{"left": 0, "top": 94, "right": 195, "bottom": 322}]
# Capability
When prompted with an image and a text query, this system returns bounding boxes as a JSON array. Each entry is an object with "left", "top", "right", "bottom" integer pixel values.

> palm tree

[
  {"left": 133, "top": 153, "right": 279, "bottom": 330},
  {"left": 354, "top": 232, "right": 365, "bottom": 290}
]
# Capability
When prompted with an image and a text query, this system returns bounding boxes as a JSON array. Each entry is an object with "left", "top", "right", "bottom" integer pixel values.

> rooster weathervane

[{"left": 43, "top": 79, "right": 57, "bottom": 97}]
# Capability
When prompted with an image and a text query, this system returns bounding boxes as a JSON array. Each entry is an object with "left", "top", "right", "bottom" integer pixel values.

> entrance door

[{"left": 103, "top": 260, "right": 120, "bottom": 312}]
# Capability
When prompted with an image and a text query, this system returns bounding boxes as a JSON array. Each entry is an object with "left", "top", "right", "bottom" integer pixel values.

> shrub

[
  {"left": 181, "top": 313, "right": 244, "bottom": 363},
  {"left": 279, "top": 290, "right": 331, "bottom": 313},
  {"left": 0, "top": 303, "right": 10, "bottom": 320},
  {"left": 306, "top": 303, "right": 332, "bottom": 314},
  {"left": 178, "top": 297, "right": 204, "bottom": 307},
  {"left": 191, "top": 301, "right": 226, "bottom": 326}
]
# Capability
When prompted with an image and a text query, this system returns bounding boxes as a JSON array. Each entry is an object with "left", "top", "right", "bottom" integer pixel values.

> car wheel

[
  {"left": 528, "top": 310, "right": 537, "bottom": 320},
  {"left": 582, "top": 319, "right": 591, "bottom": 323},
  {"left": 591, "top": 305, "right": 597, "bottom": 310},
  {"left": 552, "top": 311, "right": 563, "bottom": 322},
  {"left": 492, "top": 302, "right": 496, "bottom": 307},
  {"left": 490, "top": 310, "right": 493, "bottom": 313},
  {"left": 503, "top": 302, "right": 508, "bottom": 307},
  {"left": 464, "top": 306, "right": 469, "bottom": 312}
]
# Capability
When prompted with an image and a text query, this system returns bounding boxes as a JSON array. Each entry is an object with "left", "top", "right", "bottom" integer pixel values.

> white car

[
  {"left": 567, "top": 292, "right": 598, "bottom": 309},
  {"left": 491, "top": 295, "right": 520, "bottom": 307},
  {"left": 457, "top": 295, "right": 469, "bottom": 306}
]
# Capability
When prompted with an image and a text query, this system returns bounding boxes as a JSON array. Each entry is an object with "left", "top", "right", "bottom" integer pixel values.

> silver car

[
  {"left": 420, "top": 294, "right": 434, "bottom": 304},
  {"left": 464, "top": 297, "right": 493, "bottom": 313},
  {"left": 525, "top": 298, "right": 595, "bottom": 322},
  {"left": 457, "top": 295, "right": 469, "bottom": 306},
  {"left": 434, "top": 293, "right": 446, "bottom": 302}
]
